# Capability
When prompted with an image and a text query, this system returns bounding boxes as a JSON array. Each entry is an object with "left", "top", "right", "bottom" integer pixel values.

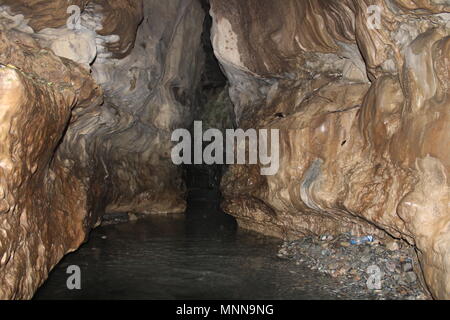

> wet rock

[
  {"left": 214, "top": 0, "right": 450, "bottom": 299},
  {"left": 277, "top": 233, "right": 430, "bottom": 300},
  {"left": 405, "top": 272, "right": 417, "bottom": 284},
  {"left": 385, "top": 262, "right": 396, "bottom": 273},
  {"left": 0, "top": 0, "right": 204, "bottom": 299},
  {"left": 0, "top": 28, "right": 101, "bottom": 299},
  {"left": 403, "top": 263, "right": 414, "bottom": 273},
  {"left": 102, "top": 212, "right": 130, "bottom": 225},
  {"left": 0, "top": 0, "right": 448, "bottom": 300},
  {"left": 360, "top": 255, "right": 371, "bottom": 263},
  {"left": 128, "top": 213, "right": 139, "bottom": 222},
  {"left": 386, "top": 240, "right": 401, "bottom": 252}
]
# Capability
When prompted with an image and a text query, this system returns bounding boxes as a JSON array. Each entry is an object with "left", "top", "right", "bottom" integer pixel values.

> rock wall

[
  {"left": 0, "top": 0, "right": 449, "bottom": 300},
  {"left": 210, "top": 0, "right": 450, "bottom": 299},
  {"left": 0, "top": 0, "right": 204, "bottom": 299}
]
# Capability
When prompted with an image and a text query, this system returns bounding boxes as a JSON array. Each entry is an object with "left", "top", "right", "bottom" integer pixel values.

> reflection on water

[{"left": 35, "top": 189, "right": 346, "bottom": 300}]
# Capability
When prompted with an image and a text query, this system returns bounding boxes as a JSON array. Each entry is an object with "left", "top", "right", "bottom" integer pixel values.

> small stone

[
  {"left": 375, "top": 246, "right": 385, "bottom": 254},
  {"left": 128, "top": 213, "right": 138, "bottom": 221},
  {"left": 328, "top": 262, "right": 340, "bottom": 270},
  {"left": 405, "top": 271, "right": 417, "bottom": 283},
  {"left": 385, "top": 261, "right": 396, "bottom": 273},
  {"left": 101, "top": 235, "right": 107, "bottom": 240},
  {"left": 385, "top": 240, "right": 400, "bottom": 251},
  {"left": 403, "top": 262, "right": 413, "bottom": 272},
  {"left": 337, "top": 266, "right": 349, "bottom": 275},
  {"left": 374, "top": 289, "right": 383, "bottom": 294},
  {"left": 416, "top": 293, "right": 427, "bottom": 300},
  {"left": 397, "top": 288, "right": 408, "bottom": 295},
  {"left": 398, "top": 280, "right": 408, "bottom": 286},
  {"left": 340, "top": 241, "right": 350, "bottom": 247}
]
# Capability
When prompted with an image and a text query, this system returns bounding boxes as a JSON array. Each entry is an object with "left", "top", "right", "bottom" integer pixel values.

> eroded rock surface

[
  {"left": 210, "top": 0, "right": 450, "bottom": 299},
  {"left": 0, "top": 0, "right": 204, "bottom": 299},
  {"left": 0, "top": 0, "right": 449, "bottom": 300}
]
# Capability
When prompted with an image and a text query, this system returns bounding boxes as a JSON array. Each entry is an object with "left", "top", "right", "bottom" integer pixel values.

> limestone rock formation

[
  {"left": 0, "top": 0, "right": 449, "bottom": 300},
  {"left": 0, "top": 30, "right": 102, "bottom": 299},
  {"left": 0, "top": 0, "right": 204, "bottom": 299},
  {"left": 210, "top": 0, "right": 450, "bottom": 299}
]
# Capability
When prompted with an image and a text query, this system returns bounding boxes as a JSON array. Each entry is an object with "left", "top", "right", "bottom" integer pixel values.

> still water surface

[{"left": 35, "top": 191, "right": 347, "bottom": 300}]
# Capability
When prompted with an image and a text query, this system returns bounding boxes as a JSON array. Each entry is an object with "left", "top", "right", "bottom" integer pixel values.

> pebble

[
  {"left": 277, "top": 233, "right": 430, "bottom": 300},
  {"left": 128, "top": 213, "right": 139, "bottom": 222},
  {"left": 386, "top": 240, "right": 400, "bottom": 251},
  {"left": 360, "top": 255, "right": 371, "bottom": 263},
  {"left": 405, "top": 272, "right": 417, "bottom": 283},
  {"left": 403, "top": 263, "right": 413, "bottom": 272},
  {"left": 385, "top": 261, "right": 396, "bottom": 273}
]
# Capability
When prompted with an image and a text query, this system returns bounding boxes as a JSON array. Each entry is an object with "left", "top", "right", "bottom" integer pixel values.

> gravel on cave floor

[
  {"left": 100, "top": 212, "right": 432, "bottom": 300},
  {"left": 277, "top": 233, "right": 432, "bottom": 300}
]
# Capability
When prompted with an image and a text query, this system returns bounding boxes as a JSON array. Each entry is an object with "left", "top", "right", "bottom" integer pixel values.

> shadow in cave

[
  {"left": 183, "top": 164, "right": 237, "bottom": 238},
  {"left": 32, "top": 3, "right": 342, "bottom": 299},
  {"left": 182, "top": 0, "right": 237, "bottom": 237}
]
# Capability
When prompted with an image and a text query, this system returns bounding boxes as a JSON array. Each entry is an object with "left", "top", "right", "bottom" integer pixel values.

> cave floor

[{"left": 33, "top": 186, "right": 369, "bottom": 300}]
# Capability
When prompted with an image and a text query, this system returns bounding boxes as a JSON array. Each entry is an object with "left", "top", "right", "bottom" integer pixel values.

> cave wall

[
  {"left": 0, "top": 0, "right": 204, "bottom": 299},
  {"left": 0, "top": 0, "right": 449, "bottom": 300},
  {"left": 210, "top": 0, "right": 450, "bottom": 299}
]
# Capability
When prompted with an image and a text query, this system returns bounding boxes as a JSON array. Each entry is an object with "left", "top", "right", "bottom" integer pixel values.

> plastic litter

[{"left": 350, "top": 235, "right": 374, "bottom": 245}]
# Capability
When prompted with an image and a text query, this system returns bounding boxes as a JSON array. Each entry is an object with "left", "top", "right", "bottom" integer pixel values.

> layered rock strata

[
  {"left": 0, "top": 0, "right": 204, "bottom": 299},
  {"left": 210, "top": 0, "right": 450, "bottom": 299}
]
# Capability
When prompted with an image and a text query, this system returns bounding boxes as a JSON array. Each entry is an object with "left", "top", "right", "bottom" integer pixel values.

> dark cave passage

[
  {"left": 30, "top": 1, "right": 430, "bottom": 301},
  {"left": 182, "top": 0, "right": 232, "bottom": 218},
  {"left": 0, "top": 0, "right": 445, "bottom": 302}
]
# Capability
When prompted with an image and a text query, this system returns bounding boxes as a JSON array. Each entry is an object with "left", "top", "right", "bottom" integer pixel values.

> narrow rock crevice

[{"left": 0, "top": 0, "right": 448, "bottom": 300}]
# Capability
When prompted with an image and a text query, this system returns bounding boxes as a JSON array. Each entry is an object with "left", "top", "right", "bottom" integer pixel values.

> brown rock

[
  {"left": 386, "top": 240, "right": 400, "bottom": 252},
  {"left": 0, "top": 0, "right": 448, "bottom": 301},
  {"left": 212, "top": 0, "right": 450, "bottom": 299},
  {"left": 0, "top": 0, "right": 204, "bottom": 299}
]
